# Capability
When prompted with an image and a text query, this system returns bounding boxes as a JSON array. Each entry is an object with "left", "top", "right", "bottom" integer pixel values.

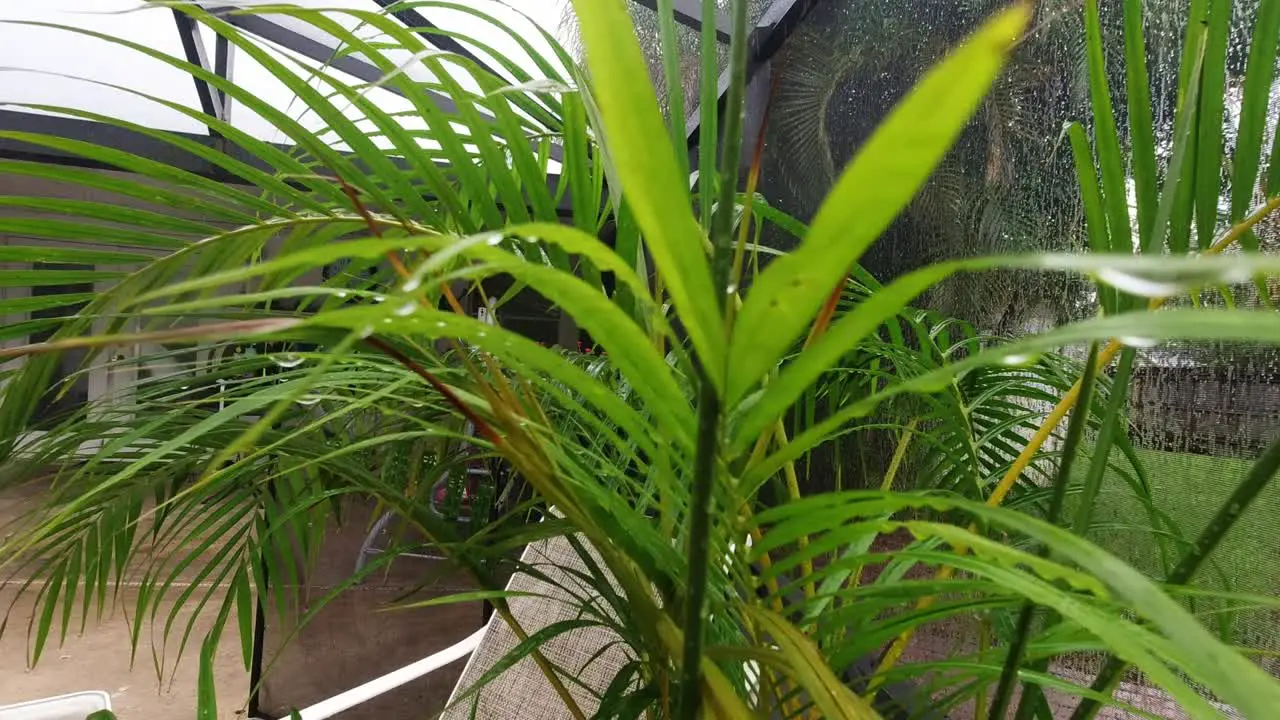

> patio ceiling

[{"left": 0, "top": 0, "right": 816, "bottom": 180}]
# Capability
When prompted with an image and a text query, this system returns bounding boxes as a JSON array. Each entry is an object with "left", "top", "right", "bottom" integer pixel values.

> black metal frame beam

[
  {"left": 213, "top": 8, "right": 563, "bottom": 163},
  {"left": 0, "top": 109, "right": 240, "bottom": 178},
  {"left": 172, "top": 9, "right": 232, "bottom": 126},
  {"left": 214, "top": 33, "right": 233, "bottom": 123},
  {"left": 745, "top": 0, "right": 819, "bottom": 82},
  {"left": 684, "top": 0, "right": 819, "bottom": 148},
  {"left": 630, "top": 0, "right": 732, "bottom": 43},
  {"left": 0, "top": 110, "right": 573, "bottom": 215},
  {"left": 371, "top": 0, "right": 507, "bottom": 79},
  {"left": 219, "top": 11, "right": 465, "bottom": 118}
]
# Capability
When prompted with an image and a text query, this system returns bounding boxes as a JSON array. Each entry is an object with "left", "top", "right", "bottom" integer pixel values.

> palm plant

[{"left": 4, "top": 0, "right": 1280, "bottom": 718}]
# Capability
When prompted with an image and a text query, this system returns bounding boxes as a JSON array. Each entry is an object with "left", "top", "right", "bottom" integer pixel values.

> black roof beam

[
  {"left": 220, "top": 11, "right": 465, "bottom": 118},
  {"left": 211, "top": 8, "right": 563, "bottom": 163},
  {"left": 0, "top": 109, "right": 235, "bottom": 178},
  {"left": 630, "top": 0, "right": 732, "bottom": 43},
  {"left": 214, "top": 32, "right": 234, "bottom": 123},
  {"left": 0, "top": 110, "right": 574, "bottom": 216},
  {"left": 684, "top": 0, "right": 819, "bottom": 148},
  {"left": 173, "top": 9, "right": 232, "bottom": 126},
  {"left": 371, "top": 0, "right": 508, "bottom": 79}
]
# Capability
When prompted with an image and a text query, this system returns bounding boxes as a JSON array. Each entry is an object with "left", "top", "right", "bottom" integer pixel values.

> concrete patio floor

[
  {"left": 0, "top": 586, "right": 250, "bottom": 718},
  {"left": 0, "top": 480, "right": 250, "bottom": 717}
]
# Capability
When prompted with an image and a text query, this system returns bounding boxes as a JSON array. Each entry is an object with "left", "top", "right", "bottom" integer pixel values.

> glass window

[
  {"left": 0, "top": 252, "right": 98, "bottom": 431},
  {"left": 26, "top": 262, "right": 92, "bottom": 428}
]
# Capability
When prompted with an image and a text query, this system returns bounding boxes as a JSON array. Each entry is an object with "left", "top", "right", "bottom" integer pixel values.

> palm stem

[
  {"left": 975, "top": 620, "right": 992, "bottom": 720},
  {"left": 990, "top": 343, "right": 1100, "bottom": 720},
  {"left": 880, "top": 419, "right": 918, "bottom": 493},
  {"left": 491, "top": 600, "right": 589, "bottom": 720},
  {"left": 695, "top": 0, "right": 718, "bottom": 228},
  {"left": 775, "top": 420, "right": 815, "bottom": 600},
  {"left": 1072, "top": 347, "right": 1136, "bottom": 535},
  {"left": 678, "top": 377, "right": 721, "bottom": 720},
  {"left": 678, "top": 0, "right": 749, "bottom": 715},
  {"left": 835, "top": 418, "right": 918, "bottom": 621},
  {"left": 363, "top": 340, "right": 586, "bottom": 719},
  {"left": 654, "top": 0, "right": 689, "bottom": 184},
  {"left": 727, "top": 78, "right": 777, "bottom": 331}
]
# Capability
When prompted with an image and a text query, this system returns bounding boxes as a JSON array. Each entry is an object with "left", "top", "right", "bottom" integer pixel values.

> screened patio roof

[
  {"left": 0, "top": 0, "right": 814, "bottom": 179},
  {"left": 0, "top": 1, "right": 571, "bottom": 160}
]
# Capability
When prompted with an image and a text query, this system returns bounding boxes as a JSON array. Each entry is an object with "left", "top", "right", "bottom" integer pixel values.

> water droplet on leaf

[
  {"left": 271, "top": 353, "right": 305, "bottom": 369},
  {"left": 1095, "top": 269, "right": 1183, "bottom": 298},
  {"left": 1095, "top": 262, "right": 1256, "bottom": 298},
  {"left": 999, "top": 352, "right": 1040, "bottom": 367},
  {"left": 1118, "top": 336, "right": 1159, "bottom": 348}
]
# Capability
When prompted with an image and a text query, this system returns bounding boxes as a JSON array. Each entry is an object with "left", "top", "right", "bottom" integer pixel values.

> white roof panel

[
  {"left": 0, "top": 0, "right": 570, "bottom": 144},
  {"left": 0, "top": 0, "right": 206, "bottom": 133}
]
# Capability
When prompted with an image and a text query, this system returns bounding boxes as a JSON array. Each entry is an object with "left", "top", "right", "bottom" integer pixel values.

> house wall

[{"left": 1130, "top": 365, "right": 1280, "bottom": 456}]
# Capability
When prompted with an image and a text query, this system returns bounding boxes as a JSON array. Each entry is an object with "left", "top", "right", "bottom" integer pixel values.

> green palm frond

[{"left": 3, "top": 1, "right": 1280, "bottom": 718}]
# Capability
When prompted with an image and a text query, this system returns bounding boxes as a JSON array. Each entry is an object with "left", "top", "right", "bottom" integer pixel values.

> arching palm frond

[{"left": 4, "top": 2, "right": 1280, "bottom": 719}]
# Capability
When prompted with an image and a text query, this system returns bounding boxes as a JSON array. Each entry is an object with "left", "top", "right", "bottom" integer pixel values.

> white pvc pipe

[{"left": 296, "top": 628, "right": 486, "bottom": 720}]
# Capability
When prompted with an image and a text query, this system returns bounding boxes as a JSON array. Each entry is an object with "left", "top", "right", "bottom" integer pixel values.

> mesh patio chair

[
  {"left": 291, "top": 529, "right": 941, "bottom": 720},
  {"left": 285, "top": 533, "right": 623, "bottom": 720},
  {"left": 354, "top": 421, "right": 508, "bottom": 573}
]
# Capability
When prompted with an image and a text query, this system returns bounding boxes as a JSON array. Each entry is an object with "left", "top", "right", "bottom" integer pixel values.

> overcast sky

[{"left": 0, "top": 0, "right": 571, "bottom": 140}]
